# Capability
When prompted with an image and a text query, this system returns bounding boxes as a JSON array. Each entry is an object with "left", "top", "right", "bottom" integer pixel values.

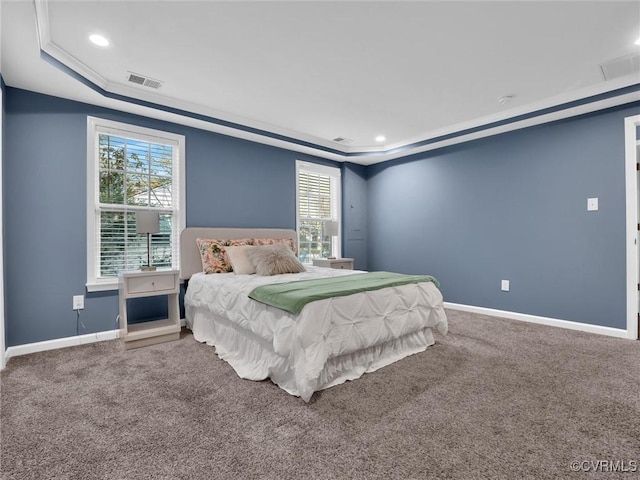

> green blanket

[{"left": 248, "top": 271, "right": 439, "bottom": 314}]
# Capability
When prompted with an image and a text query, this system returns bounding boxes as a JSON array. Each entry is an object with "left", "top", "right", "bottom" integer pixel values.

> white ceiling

[{"left": 1, "top": 0, "right": 639, "bottom": 164}]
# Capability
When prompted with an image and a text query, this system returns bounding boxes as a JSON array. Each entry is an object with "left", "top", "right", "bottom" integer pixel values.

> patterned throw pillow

[
  {"left": 253, "top": 237, "right": 297, "bottom": 256},
  {"left": 196, "top": 238, "right": 254, "bottom": 274}
]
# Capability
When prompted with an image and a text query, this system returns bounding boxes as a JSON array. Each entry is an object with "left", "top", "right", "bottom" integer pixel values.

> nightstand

[
  {"left": 118, "top": 269, "right": 181, "bottom": 350},
  {"left": 312, "top": 258, "right": 354, "bottom": 270}
]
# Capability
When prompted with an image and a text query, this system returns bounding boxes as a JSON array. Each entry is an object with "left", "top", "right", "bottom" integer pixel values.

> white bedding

[{"left": 185, "top": 266, "right": 448, "bottom": 401}]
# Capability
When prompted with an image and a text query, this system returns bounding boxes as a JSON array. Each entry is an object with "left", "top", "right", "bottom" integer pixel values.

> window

[
  {"left": 86, "top": 117, "right": 185, "bottom": 291},
  {"left": 296, "top": 161, "right": 341, "bottom": 263}
]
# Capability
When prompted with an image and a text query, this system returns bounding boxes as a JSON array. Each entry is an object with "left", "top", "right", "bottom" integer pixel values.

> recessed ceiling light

[
  {"left": 498, "top": 95, "right": 513, "bottom": 105},
  {"left": 375, "top": 135, "right": 386, "bottom": 142},
  {"left": 89, "top": 34, "right": 109, "bottom": 47},
  {"left": 635, "top": 37, "right": 640, "bottom": 46}
]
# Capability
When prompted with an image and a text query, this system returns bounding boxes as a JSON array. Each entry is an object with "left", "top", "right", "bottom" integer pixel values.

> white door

[
  {"left": 624, "top": 115, "right": 640, "bottom": 340},
  {"left": 637, "top": 143, "right": 640, "bottom": 331}
]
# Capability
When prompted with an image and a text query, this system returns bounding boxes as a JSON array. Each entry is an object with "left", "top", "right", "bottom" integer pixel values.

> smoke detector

[{"left": 127, "top": 72, "right": 164, "bottom": 89}]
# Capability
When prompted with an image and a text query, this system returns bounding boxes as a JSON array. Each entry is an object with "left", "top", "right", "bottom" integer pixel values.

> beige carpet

[{"left": 1, "top": 309, "right": 638, "bottom": 479}]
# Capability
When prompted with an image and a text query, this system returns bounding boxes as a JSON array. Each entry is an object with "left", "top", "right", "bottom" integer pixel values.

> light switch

[{"left": 587, "top": 198, "right": 598, "bottom": 211}]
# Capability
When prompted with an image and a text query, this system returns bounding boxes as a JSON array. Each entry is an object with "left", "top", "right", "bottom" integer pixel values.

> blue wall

[
  {"left": 4, "top": 85, "right": 639, "bottom": 345},
  {"left": 367, "top": 103, "right": 640, "bottom": 329},
  {"left": 3, "top": 87, "right": 349, "bottom": 346}
]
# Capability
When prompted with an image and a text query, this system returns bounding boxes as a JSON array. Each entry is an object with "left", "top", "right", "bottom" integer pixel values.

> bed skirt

[{"left": 186, "top": 305, "right": 437, "bottom": 401}]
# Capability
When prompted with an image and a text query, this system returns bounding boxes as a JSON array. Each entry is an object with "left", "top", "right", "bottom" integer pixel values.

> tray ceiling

[{"left": 2, "top": 1, "right": 639, "bottom": 164}]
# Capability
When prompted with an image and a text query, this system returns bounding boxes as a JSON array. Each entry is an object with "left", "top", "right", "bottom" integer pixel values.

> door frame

[
  {"left": 625, "top": 114, "right": 640, "bottom": 340},
  {"left": 0, "top": 84, "right": 4, "bottom": 368}
]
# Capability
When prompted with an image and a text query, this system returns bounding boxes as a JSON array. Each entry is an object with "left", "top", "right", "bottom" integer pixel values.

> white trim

[
  {"left": 5, "top": 329, "right": 121, "bottom": 363},
  {"left": 4, "top": 317, "right": 188, "bottom": 362},
  {"left": 444, "top": 302, "right": 630, "bottom": 339},
  {"left": 625, "top": 114, "right": 640, "bottom": 340},
  {"left": 34, "top": 0, "right": 108, "bottom": 92},
  {"left": 381, "top": 77, "right": 639, "bottom": 154},
  {"left": 0, "top": 80, "right": 5, "bottom": 369},
  {"left": 34, "top": 0, "right": 639, "bottom": 166},
  {"left": 86, "top": 280, "right": 118, "bottom": 293},
  {"left": 295, "top": 161, "right": 342, "bottom": 260},
  {"left": 296, "top": 161, "right": 342, "bottom": 178},
  {"left": 3, "top": 300, "right": 629, "bottom": 361},
  {"left": 355, "top": 90, "right": 640, "bottom": 165},
  {"left": 86, "top": 117, "right": 98, "bottom": 290},
  {"left": 86, "top": 116, "right": 186, "bottom": 289}
]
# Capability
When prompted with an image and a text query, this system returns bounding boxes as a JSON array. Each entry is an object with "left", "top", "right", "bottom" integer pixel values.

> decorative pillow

[
  {"left": 245, "top": 244, "right": 306, "bottom": 276},
  {"left": 196, "top": 238, "right": 253, "bottom": 274},
  {"left": 253, "top": 237, "right": 297, "bottom": 256},
  {"left": 225, "top": 246, "right": 256, "bottom": 275}
]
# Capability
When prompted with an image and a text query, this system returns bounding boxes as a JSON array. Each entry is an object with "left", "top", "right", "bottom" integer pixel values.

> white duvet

[{"left": 185, "top": 266, "right": 448, "bottom": 401}]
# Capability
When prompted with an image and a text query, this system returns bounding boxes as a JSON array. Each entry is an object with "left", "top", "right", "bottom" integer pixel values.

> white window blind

[
  {"left": 87, "top": 117, "right": 185, "bottom": 291},
  {"left": 296, "top": 161, "right": 341, "bottom": 263}
]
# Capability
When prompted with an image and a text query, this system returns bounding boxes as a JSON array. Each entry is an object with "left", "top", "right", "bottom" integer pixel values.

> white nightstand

[
  {"left": 118, "top": 269, "right": 181, "bottom": 350},
  {"left": 312, "top": 258, "right": 354, "bottom": 270}
]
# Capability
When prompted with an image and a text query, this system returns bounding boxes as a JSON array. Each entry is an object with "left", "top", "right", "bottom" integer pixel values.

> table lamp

[
  {"left": 323, "top": 220, "right": 339, "bottom": 259},
  {"left": 136, "top": 211, "right": 160, "bottom": 271}
]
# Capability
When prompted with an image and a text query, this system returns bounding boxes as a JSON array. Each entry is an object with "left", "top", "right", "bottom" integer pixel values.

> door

[{"left": 625, "top": 115, "right": 640, "bottom": 340}]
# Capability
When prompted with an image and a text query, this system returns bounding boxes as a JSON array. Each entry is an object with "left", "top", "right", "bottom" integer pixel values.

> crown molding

[{"left": 34, "top": 0, "right": 640, "bottom": 166}]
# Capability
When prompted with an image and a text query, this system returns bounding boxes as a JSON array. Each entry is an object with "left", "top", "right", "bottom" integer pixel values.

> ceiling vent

[
  {"left": 333, "top": 137, "right": 354, "bottom": 144},
  {"left": 127, "top": 72, "right": 164, "bottom": 89},
  {"left": 600, "top": 53, "right": 640, "bottom": 81}
]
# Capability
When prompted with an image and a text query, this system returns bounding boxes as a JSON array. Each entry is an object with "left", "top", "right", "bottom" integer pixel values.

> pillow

[
  {"left": 245, "top": 244, "right": 306, "bottom": 276},
  {"left": 225, "top": 246, "right": 256, "bottom": 275},
  {"left": 196, "top": 238, "right": 253, "bottom": 274},
  {"left": 253, "top": 237, "right": 297, "bottom": 256}
]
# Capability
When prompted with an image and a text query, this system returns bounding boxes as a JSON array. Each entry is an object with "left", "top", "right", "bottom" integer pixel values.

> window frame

[
  {"left": 295, "top": 160, "right": 342, "bottom": 263},
  {"left": 86, "top": 117, "right": 186, "bottom": 292}
]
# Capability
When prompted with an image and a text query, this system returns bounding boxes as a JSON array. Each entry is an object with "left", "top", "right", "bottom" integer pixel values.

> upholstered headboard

[{"left": 179, "top": 227, "right": 298, "bottom": 280}]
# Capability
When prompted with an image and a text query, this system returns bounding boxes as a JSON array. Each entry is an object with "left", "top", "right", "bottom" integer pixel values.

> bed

[{"left": 181, "top": 227, "right": 448, "bottom": 402}]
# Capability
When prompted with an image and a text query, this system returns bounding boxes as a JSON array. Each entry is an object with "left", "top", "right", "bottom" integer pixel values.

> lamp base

[{"left": 141, "top": 266, "right": 157, "bottom": 272}]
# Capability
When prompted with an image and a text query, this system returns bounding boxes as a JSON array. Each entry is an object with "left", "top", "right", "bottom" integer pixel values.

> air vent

[
  {"left": 600, "top": 53, "right": 640, "bottom": 81},
  {"left": 143, "top": 79, "right": 162, "bottom": 89},
  {"left": 127, "top": 72, "right": 164, "bottom": 89},
  {"left": 127, "top": 73, "right": 145, "bottom": 85},
  {"left": 332, "top": 137, "right": 354, "bottom": 144}
]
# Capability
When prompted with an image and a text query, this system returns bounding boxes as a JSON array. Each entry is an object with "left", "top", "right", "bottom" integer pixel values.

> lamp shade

[
  {"left": 136, "top": 211, "right": 160, "bottom": 234},
  {"left": 323, "top": 220, "right": 339, "bottom": 237}
]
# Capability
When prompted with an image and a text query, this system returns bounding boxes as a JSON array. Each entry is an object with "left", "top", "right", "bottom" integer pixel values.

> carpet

[{"left": 1, "top": 309, "right": 638, "bottom": 479}]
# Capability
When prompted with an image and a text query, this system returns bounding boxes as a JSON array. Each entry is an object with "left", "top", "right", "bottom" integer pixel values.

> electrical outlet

[
  {"left": 501, "top": 280, "right": 510, "bottom": 292},
  {"left": 73, "top": 295, "right": 84, "bottom": 310}
]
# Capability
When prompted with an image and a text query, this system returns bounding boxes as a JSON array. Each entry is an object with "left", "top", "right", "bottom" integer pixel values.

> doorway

[{"left": 625, "top": 114, "right": 640, "bottom": 340}]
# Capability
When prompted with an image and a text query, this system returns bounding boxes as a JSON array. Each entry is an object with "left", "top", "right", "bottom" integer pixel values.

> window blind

[
  {"left": 87, "top": 117, "right": 184, "bottom": 290},
  {"left": 296, "top": 162, "right": 341, "bottom": 262}
]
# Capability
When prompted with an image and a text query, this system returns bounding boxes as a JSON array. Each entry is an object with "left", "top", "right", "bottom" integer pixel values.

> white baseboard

[
  {"left": 4, "top": 307, "right": 630, "bottom": 364},
  {"left": 5, "top": 329, "right": 121, "bottom": 362},
  {"left": 4, "top": 318, "right": 189, "bottom": 364},
  {"left": 444, "top": 302, "right": 631, "bottom": 339}
]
